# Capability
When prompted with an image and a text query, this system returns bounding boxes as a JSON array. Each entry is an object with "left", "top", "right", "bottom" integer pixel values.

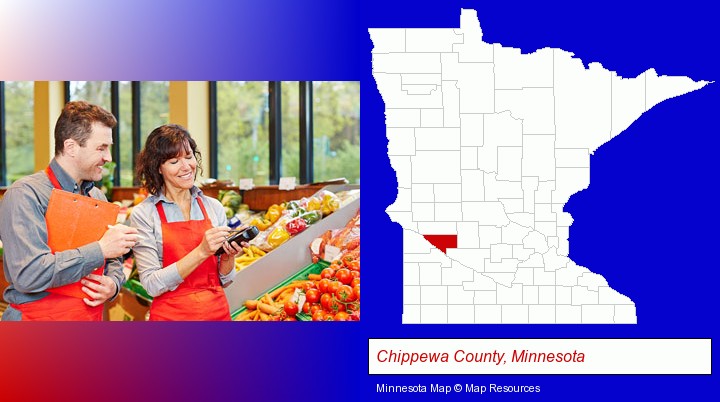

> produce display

[
  {"left": 114, "top": 184, "right": 360, "bottom": 322},
  {"left": 310, "top": 209, "right": 360, "bottom": 265},
  {"left": 232, "top": 189, "right": 357, "bottom": 271},
  {"left": 233, "top": 245, "right": 266, "bottom": 271},
  {"left": 234, "top": 209, "right": 361, "bottom": 321},
  {"left": 250, "top": 191, "right": 340, "bottom": 250},
  {"left": 218, "top": 189, "right": 244, "bottom": 219}
]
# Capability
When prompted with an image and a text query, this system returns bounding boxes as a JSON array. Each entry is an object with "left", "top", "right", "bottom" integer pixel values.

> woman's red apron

[
  {"left": 149, "top": 197, "right": 230, "bottom": 321},
  {"left": 10, "top": 166, "right": 104, "bottom": 321}
]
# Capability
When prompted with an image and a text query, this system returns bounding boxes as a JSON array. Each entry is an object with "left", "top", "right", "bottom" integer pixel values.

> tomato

[
  {"left": 351, "top": 278, "right": 360, "bottom": 288},
  {"left": 334, "top": 311, "right": 350, "bottom": 321},
  {"left": 302, "top": 301, "right": 312, "bottom": 314},
  {"left": 284, "top": 316, "right": 297, "bottom": 321},
  {"left": 351, "top": 270, "right": 360, "bottom": 279},
  {"left": 328, "top": 298, "right": 346, "bottom": 313},
  {"left": 320, "top": 268, "right": 335, "bottom": 279},
  {"left": 317, "top": 278, "right": 331, "bottom": 293},
  {"left": 335, "top": 268, "right": 353, "bottom": 285},
  {"left": 284, "top": 301, "right": 299, "bottom": 317},
  {"left": 312, "top": 310, "right": 326, "bottom": 321},
  {"left": 323, "top": 311, "right": 335, "bottom": 321},
  {"left": 336, "top": 284, "right": 355, "bottom": 302},
  {"left": 309, "top": 303, "right": 322, "bottom": 315},
  {"left": 320, "top": 293, "right": 333, "bottom": 310},
  {"left": 345, "top": 302, "right": 359, "bottom": 312},
  {"left": 347, "top": 260, "right": 360, "bottom": 271},
  {"left": 353, "top": 284, "right": 360, "bottom": 301},
  {"left": 302, "top": 281, "right": 315, "bottom": 292},
  {"left": 305, "top": 288, "right": 320, "bottom": 304},
  {"left": 328, "top": 280, "right": 341, "bottom": 295}
]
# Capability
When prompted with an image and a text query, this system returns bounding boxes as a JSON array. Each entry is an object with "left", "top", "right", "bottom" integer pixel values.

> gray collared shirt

[
  {"left": 0, "top": 159, "right": 125, "bottom": 320},
  {"left": 129, "top": 186, "right": 237, "bottom": 298}
]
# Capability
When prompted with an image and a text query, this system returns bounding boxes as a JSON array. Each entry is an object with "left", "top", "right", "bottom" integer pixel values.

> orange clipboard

[{"left": 45, "top": 188, "right": 120, "bottom": 299}]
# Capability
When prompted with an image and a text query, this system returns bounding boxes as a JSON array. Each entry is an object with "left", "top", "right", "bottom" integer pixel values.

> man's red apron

[
  {"left": 11, "top": 166, "right": 105, "bottom": 321},
  {"left": 149, "top": 197, "right": 231, "bottom": 321}
]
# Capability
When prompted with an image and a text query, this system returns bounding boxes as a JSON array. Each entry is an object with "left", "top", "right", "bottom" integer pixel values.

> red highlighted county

[{"left": 422, "top": 234, "right": 457, "bottom": 254}]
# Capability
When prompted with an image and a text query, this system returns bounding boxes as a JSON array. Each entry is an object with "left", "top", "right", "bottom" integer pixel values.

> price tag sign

[
  {"left": 324, "top": 245, "right": 341, "bottom": 262},
  {"left": 292, "top": 288, "right": 306, "bottom": 311},
  {"left": 238, "top": 178, "right": 254, "bottom": 190},
  {"left": 278, "top": 176, "right": 297, "bottom": 190}
]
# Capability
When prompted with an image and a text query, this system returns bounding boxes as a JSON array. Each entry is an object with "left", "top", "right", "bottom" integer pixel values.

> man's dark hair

[{"left": 54, "top": 101, "right": 117, "bottom": 155}]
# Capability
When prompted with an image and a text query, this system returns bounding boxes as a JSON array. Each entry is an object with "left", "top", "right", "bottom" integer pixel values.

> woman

[{"left": 130, "top": 124, "right": 242, "bottom": 321}]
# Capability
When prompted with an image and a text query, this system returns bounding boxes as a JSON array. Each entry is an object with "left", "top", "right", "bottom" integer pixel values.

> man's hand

[
  {"left": 81, "top": 273, "right": 118, "bottom": 306},
  {"left": 99, "top": 224, "right": 139, "bottom": 259}
]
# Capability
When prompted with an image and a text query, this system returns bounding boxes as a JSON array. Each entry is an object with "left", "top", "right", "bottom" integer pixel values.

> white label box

[{"left": 368, "top": 338, "right": 711, "bottom": 375}]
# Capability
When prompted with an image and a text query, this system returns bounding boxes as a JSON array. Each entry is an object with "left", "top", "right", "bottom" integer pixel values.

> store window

[
  {"left": 68, "top": 81, "right": 111, "bottom": 111},
  {"left": 216, "top": 81, "right": 270, "bottom": 185},
  {"left": 313, "top": 81, "right": 360, "bottom": 184},
  {"left": 210, "top": 81, "right": 360, "bottom": 186},
  {"left": 140, "top": 81, "right": 169, "bottom": 145},
  {"left": 2, "top": 81, "right": 34, "bottom": 185},
  {"left": 281, "top": 82, "right": 300, "bottom": 181}
]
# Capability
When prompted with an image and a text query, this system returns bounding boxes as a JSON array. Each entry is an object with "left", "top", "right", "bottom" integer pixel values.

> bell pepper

[
  {"left": 290, "top": 207, "right": 307, "bottom": 218},
  {"left": 300, "top": 210, "right": 321, "bottom": 225},
  {"left": 250, "top": 217, "right": 272, "bottom": 231},
  {"left": 265, "top": 208, "right": 282, "bottom": 223},
  {"left": 306, "top": 197, "right": 322, "bottom": 211},
  {"left": 267, "top": 226, "right": 291, "bottom": 248},
  {"left": 285, "top": 218, "right": 308, "bottom": 235},
  {"left": 321, "top": 193, "right": 340, "bottom": 215}
]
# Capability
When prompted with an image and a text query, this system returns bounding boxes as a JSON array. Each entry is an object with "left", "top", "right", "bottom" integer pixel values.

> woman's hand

[
  {"left": 220, "top": 236, "right": 244, "bottom": 258},
  {"left": 199, "top": 226, "right": 232, "bottom": 257},
  {"left": 218, "top": 230, "right": 244, "bottom": 275},
  {"left": 230, "top": 224, "right": 252, "bottom": 249}
]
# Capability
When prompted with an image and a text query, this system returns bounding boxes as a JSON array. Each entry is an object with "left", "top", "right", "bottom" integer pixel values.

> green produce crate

[
  {"left": 231, "top": 260, "right": 329, "bottom": 321},
  {"left": 123, "top": 278, "right": 153, "bottom": 302},
  {"left": 294, "top": 311, "right": 312, "bottom": 321}
]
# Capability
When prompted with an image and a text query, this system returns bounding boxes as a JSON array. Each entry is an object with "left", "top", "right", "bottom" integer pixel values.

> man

[{"left": 0, "top": 100, "right": 138, "bottom": 321}]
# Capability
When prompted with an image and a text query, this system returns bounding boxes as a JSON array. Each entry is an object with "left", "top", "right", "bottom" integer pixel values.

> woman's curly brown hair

[{"left": 135, "top": 124, "right": 203, "bottom": 195}]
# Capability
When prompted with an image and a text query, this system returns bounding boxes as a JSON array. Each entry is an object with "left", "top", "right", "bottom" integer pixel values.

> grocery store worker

[
  {"left": 130, "top": 124, "right": 243, "bottom": 321},
  {"left": 0, "top": 101, "right": 139, "bottom": 321}
]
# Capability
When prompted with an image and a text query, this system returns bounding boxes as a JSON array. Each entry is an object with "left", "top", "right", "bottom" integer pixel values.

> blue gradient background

[{"left": 1, "top": 1, "right": 718, "bottom": 401}]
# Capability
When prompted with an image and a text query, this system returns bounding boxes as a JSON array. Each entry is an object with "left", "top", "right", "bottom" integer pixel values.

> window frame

[
  {"left": 299, "top": 81, "right": 313, "bottom": 184},
  {"left": 268, "top": 81, "right": 283, "bottom": 185},
  {"left": 0, "top": 81, "right": 6, "bottom": 187},
  {"left": 208, "top": 81, "right": 218, "bottom": 179}
]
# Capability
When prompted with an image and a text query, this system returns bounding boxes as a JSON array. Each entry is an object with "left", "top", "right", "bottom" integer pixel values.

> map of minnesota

[{"left": 370, "top": 9, "right": 710, "bottom": 324}]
